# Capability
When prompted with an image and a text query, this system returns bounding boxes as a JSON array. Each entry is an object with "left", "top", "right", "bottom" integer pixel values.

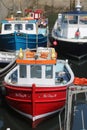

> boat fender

[
  {"left": 74, "top": 77, "right": 87, "bottom": 85},
  {"left": 51, "top": 48, "right": 57, "bottom": 59},
  {"left": 53, "top": 40, "right": 58, "bottom": 46},
  {"left": 18, "top": 48, "right": 24, "bottom": 59},
  {"left": 0, "top": 86, "right": 6, "bottom": 96}
]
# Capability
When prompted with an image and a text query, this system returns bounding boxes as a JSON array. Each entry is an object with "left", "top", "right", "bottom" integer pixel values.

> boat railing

[
  {"left": 58, "top": 106, "right": 65, "bottom": 130},
  {"left": 0, "top": 51, "right": 16, "bottom": 63},
  {"left": 64, "top": 85, "right": 87, "bottom": 130}
]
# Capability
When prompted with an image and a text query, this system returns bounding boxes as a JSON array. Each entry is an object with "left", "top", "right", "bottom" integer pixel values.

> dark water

[
  {"left": 0, "top": 56, "right": 87, "bottom": 130},
  {"left": 0, "top": 101, "right": 59, "bottom": 130},
  {"left": 72, "top": 103, "right": 87, "bottom": 130}
]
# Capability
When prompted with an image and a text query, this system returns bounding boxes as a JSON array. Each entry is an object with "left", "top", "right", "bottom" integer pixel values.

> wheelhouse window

[
  {"left": 30, "top": 65, "right": 41, "bottom": 78},
  {"left": 25, "top": 24, "right": 33, "bottom": 30},
  {"left": 68, "top": 15, "right": 78, "bottom": 24},
  {"left": 79, "top": 16, "right": 87, "bottom": 24},
  {"left": 45, "top": 65, "right": 53, "bottom": 79},
  {"left": 15, "top": 24, "right": 22, "bottom": 30},
  {"left": 19, "top": 65, "right": 27, "bottom": 78},
  {"left": 62, "top": 15, "right": 68, "bottom": 23},
  {"left": 4, "top": 24, "right": 12, "bottom": 30},
  {"left": 10, "top": 70, "right": 18, "bottom": 83}
]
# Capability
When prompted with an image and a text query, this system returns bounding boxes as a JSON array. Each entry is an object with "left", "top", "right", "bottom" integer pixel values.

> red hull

[{"left": 4, "top": 83, "right": 67, "bottom": 128}]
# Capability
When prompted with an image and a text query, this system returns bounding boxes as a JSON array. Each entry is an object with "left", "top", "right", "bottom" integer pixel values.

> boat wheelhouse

[
  {"left": 3, "top": 47, "right": 74, "bottom": 128},
  {"left": 0, "top": 9, "right": 49, "bottom": 52}
]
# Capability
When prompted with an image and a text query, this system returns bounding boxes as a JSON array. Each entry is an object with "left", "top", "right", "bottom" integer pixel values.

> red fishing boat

[{"left": 3, "top": 47, "right": 74, "bottom": 128}]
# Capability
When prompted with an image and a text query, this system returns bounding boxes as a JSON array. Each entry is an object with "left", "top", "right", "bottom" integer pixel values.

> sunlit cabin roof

[
  {"left": 1, "top": 19, "right": 37, "bottom": 24},
  {"left": 16, "top": 48, "right": 57, "bottom": 65},
  {"left": 63, "top": 11, "right": 87, "bottom": 15}
]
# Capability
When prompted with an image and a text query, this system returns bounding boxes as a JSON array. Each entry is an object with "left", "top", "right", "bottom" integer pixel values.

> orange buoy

[
  {"left": 26, "top": 50, "right": 35, "bottom": 58},
  {"left": 74, "top": 77, "right": 87, "bottom": 85},
  {"left": 53, "top": 41, "right": 58, "bottom": 46}
]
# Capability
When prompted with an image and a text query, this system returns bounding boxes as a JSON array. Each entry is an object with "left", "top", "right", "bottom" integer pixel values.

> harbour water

[
  {"left": 0, "top": 55, "right": 87, "bottom": 130},
  {"left": 72, "top": 103, "right": 87, "bottom": 130},
  {"left": 0, "top": 100, "right": 59, "bottom": 130}
]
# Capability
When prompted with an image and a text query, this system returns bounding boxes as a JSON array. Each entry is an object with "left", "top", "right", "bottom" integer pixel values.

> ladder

[{"left": 64, "top": 85, "right": 87, "bottom": 130}]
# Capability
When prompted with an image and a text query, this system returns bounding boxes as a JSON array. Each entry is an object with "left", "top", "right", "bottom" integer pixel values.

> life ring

[
  {"left": 40, "top": 52, "right": 49, "bottom": 58},
  {"left": 26, "top": 50, "right": 35, "bottom": 58}
]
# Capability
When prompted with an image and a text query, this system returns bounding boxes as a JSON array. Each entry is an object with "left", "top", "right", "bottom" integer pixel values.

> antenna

[
  {"left": 19, "top": 0, "right": 21, "bottom": 11},
  {"left": 16, "top": 0, "right": 22, "bottom": 16},
  {"left": 76, "top": 0, "right": 82, "bottom": 11}
]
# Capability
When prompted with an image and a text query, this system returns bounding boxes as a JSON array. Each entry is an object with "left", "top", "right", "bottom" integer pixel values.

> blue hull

[{"left": 0, "top": 32, "right": 47, "bottom": 51}]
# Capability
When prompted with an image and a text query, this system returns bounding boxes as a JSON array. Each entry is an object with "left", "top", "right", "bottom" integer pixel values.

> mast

[
  {"left": 17, "top": 0, "right": 22, "bottom": 16},
  {"left": 70, "top": 0, "right": 75, "bottom": 10},
  {"left": 19, "top": 0, "right": 21, "bottom": 11},
  {"left": 13, "top": 0, "right": 15, "bottom": 14},
  {"left": 76, "top": 0, "right": 82, "bottom": 11}
]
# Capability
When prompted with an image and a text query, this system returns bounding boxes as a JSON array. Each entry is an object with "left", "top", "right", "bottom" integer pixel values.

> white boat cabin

[
  {"left": 1, "top": 19, "right": 48, "bottom": 35},
  {"left": 0, "top": 9, "right": 48, "bottom": 35},
  {"left": 8, "top": 61, "right": 70, "bottom": 86},
  {"left": 1, "top": 20, "right": 38, "bottom": 34},
  {"left": 6, "top": 48, "right": 71, "bottom": 86},
  {"left": 56, "top": 12, "right": 87, "bottom": 39}
]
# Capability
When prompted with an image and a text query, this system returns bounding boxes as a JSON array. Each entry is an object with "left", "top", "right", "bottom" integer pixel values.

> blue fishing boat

[{"left": 0, "top": 9, "right": 49, "bottom": 52}]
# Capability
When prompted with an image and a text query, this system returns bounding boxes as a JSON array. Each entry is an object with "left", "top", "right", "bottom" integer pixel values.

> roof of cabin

[
  {"left": 63, "top": 11, "right": 87, "bottom": 15},
  {"left": 0, "top": 19, "right": 37, "bottom": 24}
]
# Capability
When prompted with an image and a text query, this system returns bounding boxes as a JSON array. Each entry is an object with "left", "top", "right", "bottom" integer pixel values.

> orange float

[
  {"left": 26, "top": 50, "right": 35, "bottom": 58},
  {"left": 74, "top": 77, "right": 87, "bottom": 85}
]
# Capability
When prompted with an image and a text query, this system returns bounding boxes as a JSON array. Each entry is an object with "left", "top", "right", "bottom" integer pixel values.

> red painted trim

[{"left": 32, "top": 84, "right": 36, "bottom": 116}]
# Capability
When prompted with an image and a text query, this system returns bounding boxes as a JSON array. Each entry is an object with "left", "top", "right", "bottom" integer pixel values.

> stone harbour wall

[{"left": 0, "top": 0, "right": 87, "bottom": 20}]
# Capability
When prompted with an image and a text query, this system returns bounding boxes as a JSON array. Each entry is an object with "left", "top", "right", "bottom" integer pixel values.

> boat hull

[
  {"left": 4, "top": 83, "right": 67, "bottom": 128},
  {"left": 51, "top": 38, "right": 87, "bottom": 59},
  {"left": 0, "top": 32, "right": 47, "bottom": 51}
]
